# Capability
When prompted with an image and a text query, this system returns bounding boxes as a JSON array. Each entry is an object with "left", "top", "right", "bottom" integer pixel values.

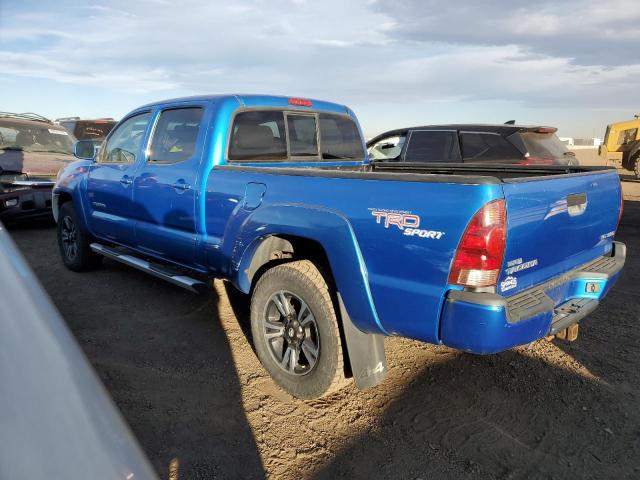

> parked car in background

[
  {"left": 0, "top": 112, "right": 76, "bottom": 222},
  {"left": 368, "top": 124, "right": 579, "bottom": 166},
  {"left": 55, "top": 117, "right": 116, "bottom": 147},
  {"left": 54, "top": 95, "right": 624, "bottom": 400}
]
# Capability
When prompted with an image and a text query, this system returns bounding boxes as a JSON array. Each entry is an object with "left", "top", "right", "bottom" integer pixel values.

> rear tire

[
  {"left": 250, "top": 260, "right": 346, "bottom": 399},
  {"left": 633, "top": 153, "right": 640, "bottom": 179},
  {"left": 57, "top": 202, "right": 102, "bottom": 272}
]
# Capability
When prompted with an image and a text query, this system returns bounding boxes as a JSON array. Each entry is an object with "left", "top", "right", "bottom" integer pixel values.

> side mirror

[{"left": 73, "top": 140, "right": 96, "bottom": 161}]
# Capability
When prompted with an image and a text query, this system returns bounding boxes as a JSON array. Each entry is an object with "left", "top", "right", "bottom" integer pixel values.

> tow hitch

[
  {"left": 555, "top": 323, "right": 579, "bottom": 341},
  {"left": 546, "top": 323, "right": 580, "bottom": 342}
]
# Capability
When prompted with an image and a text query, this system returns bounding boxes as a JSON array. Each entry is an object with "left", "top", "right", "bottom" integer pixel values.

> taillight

[{"left": 448, "top": 199, "right": 507, "bottom": 288}]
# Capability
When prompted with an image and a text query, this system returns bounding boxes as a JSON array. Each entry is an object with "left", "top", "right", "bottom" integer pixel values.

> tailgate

[{"left": 498, "top": 169, "right": 621, "bottom": 296}]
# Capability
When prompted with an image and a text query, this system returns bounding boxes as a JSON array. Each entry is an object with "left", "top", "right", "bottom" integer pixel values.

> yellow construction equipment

[{"left": 598, "top": 115, "right": 640, "bottom": 178}]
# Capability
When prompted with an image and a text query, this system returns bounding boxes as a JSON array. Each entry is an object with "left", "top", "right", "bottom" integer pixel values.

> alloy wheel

[
  {"left": 263, "top": 290, "right": 320, "bottom": 376},
  {"left": 60, "top": 216, "right": 78, "bottom": 261}
]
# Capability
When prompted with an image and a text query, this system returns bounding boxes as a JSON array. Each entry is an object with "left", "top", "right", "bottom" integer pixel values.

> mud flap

[{"left": 337, "top": 293, "right": 387, "bottom": 390}]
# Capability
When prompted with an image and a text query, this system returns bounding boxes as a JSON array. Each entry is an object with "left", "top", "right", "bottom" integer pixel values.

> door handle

[
  {"left": 173, "top": 181, "right": 191, "bottom": 191},
  {"left": 567, "top": 192, "right": 587, "bottom": 216},
  {"left": 119, "top": 176, "right": 133, "bottom": 186}
]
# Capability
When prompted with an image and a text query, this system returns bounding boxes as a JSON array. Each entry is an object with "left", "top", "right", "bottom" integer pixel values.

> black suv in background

[
  {"left": 55, "top": 117, "right": 116, "bottom": 146},
  {"left": 367, "top": 124, "right": 578, "bottom": 165}
]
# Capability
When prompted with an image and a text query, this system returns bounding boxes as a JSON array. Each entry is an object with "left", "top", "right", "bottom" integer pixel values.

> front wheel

[
  {"left": 633, "top": 153, "right": 640, "bottom": 179},
  {"left": 250, "top": 260, "right": 346, "bottom": 399},
  {"left": 57, "top": 202, "right": 102, "bottom": 272}
]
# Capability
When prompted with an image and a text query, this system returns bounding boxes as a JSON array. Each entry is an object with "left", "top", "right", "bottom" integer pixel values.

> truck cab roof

[{"left": 137, "top": 94, "right": 351, "bottom": 116}]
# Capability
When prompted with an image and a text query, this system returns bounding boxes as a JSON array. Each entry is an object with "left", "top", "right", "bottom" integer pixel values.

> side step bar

[{"left": 90, "top": 243, "right": 209, "bottom": 294}]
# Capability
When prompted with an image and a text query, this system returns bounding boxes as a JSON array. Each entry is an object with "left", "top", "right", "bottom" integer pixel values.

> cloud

[
  {"left": 1, "top": 0, "right": 639, "bottom": 135},
  {"left": 369, "top": 0, "right": 640, "bottom": 65},
  {"left": 0, "top": 51, "right": 177, "bottom": 93}
]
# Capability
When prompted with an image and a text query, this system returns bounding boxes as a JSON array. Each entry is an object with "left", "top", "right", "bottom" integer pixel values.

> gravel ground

[{"left": 8, "top": 196, "right": 640, "bottom": 480}]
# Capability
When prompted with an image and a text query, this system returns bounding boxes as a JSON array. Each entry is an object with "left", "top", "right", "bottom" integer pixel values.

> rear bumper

[
  {"left": 440, "top": 241, "right": 626, "bottom": 354},
  {"left": 0, "top": 187, "right": 53, "bottom": 222}
]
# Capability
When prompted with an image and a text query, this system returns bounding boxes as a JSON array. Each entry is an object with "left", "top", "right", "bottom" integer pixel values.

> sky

[{"left": 1, "top": 0, "right": 639, "bottom": 139}]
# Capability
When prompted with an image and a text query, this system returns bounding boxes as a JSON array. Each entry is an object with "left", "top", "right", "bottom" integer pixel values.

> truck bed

[
  {"left": 217, "top": 163, "right": 614, "bottom": 184},
  {"left": 369, "top": 162, "right": 612, "bottom": 181}
]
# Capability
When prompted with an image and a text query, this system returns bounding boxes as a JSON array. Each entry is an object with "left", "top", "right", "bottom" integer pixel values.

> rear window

[
  {"left": 461, "top": 132, "right": 523, "bottom": 162},
  {"left": 404, "top": 130, "right": 460, "bottom": 162},
  {"left": 228, "top": 110, "right": 363, "bottom": 162},
  {"left": 319, "top": 114, "right": 364, "bottom": 159},
  {"left": 518, "top": 132, "right": 568, "bottom": 159},
  {"left": 287, "top": 114, "right": 318, "bottom": 157},
  {"left": 63, "top": 121, "right": 115, "bottom": 142},
  {"left": 229, "top": 111, "right": 287, "bottom": 161}
]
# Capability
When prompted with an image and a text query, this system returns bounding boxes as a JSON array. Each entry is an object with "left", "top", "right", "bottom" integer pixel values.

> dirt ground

[{"left": 8, "top": 189, "right": 640, "bottom": 480}]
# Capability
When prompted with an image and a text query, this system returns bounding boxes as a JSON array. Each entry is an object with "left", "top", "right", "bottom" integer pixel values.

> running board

[{"left": 90, "top": 243, "right": 209, "bottom": 294}]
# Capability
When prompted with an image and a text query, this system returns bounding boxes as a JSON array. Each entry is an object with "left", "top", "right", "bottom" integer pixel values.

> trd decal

[
  {"left": 369, "top": 208, "right": 445, "bottom": 240},
  {"left": 370, "top": 210, "right": 419, "bottom": 229}
]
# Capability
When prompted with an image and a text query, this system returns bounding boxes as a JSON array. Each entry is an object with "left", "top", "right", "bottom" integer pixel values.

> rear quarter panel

[{"left": 205, "top": 169, "right": 503, "bottom": 342}]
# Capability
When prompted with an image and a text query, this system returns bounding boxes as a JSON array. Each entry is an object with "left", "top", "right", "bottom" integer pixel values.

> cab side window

[
  {"left": 405, "top": 130, "right": 461, "bottom": 162},
  {"left": 99, "top": 112, "right": 151, "bottom": 163},
  {"left": 148, "top": 107, "right": 204, "bottom": 163},
  {"left": 367, "top": 135, "right": 406, "bottom": 161}
]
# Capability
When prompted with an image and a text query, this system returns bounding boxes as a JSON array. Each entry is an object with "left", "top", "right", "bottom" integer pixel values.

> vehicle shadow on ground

[
  {"left": 312, "top": 345, "right": 638, "bottom": 479},
  {"left": 223, "top": 281, "right": 257, "bottom": 354},
  {"left": 549, "top": 197, "right": 640, "bottom": 432},
  {"left": 7, "top": 222, "right": 266, "bottom": 480}
]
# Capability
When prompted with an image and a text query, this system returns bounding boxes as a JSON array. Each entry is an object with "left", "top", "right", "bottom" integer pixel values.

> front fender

[
  {"left": 229, "top": 204, "right": 387, "bottom": 335},
  {"left": 52, "top": 160, "right": 93, "bottom": 232}
]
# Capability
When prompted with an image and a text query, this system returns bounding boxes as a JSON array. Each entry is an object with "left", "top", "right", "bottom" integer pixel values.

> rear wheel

[
  {"left": 250, "top": 260, "right": 346, "bottom": 399},
  {"left": 57, "top": 202, "right": 102, "bottom": 272},
  {"left": 633, "top": 153, "right": 640, "bottom": 179}
]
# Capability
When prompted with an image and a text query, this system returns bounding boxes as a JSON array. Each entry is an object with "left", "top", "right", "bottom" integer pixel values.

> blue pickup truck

[{"left": 53, "top": 94, "right": 626, "bottom": 399}]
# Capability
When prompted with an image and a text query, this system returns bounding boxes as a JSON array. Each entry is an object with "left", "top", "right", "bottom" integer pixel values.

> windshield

[
  {"left": 0, "top": 122, "right": 74, "bottom": 155},
  {"left": 518, "top": 132, "right": 568, "bottom": 159}
]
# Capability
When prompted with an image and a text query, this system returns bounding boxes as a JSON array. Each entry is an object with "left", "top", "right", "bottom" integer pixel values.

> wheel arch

[
  {"left": 241, "top": 233, "right": 388, "bottom": 388},
  {"left": 227, "top": 204, "right": 387, "bottom": 339},
  {"left": 52, "top": 190, "right": 73, "bottom": 223}
]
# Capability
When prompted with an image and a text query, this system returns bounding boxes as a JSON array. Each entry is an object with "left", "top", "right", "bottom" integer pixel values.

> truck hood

[{"left": 0, "top": 150, "right": 75, "bottom": 177}]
